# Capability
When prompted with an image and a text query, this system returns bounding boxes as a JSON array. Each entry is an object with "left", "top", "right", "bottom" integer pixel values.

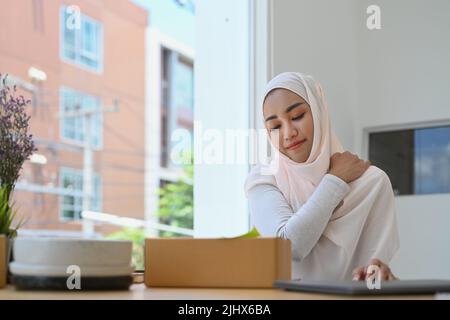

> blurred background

[
  {"left": 1, "top": 0, "right": 449, "bottom": 278},
  {"left": 0, "top": 0, "right": 195, "bottom": 270}
]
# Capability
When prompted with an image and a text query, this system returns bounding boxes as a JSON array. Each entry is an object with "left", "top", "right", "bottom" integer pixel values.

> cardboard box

[
  {"left": 145, "top": 237, "right": 291, "bottom": 288},
  {"left": 0, "top": 235, "right": 6, "bottom": 288}
]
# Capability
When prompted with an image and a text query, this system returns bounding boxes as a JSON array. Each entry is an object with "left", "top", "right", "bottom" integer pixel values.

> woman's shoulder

[{"left": 364, "top": 165, "right": 392, "bottom": 185}]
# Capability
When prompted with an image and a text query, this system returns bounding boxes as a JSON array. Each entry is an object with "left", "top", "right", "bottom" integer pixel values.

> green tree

[
  {"left": 104, "top": 156, "right": 194, "bottom": 269},
  {"left": 105, "top": 228, "right": 145, "bottom": 270},
  {"left": 156, "top": 157, "right": 193, "bottom": 237}
]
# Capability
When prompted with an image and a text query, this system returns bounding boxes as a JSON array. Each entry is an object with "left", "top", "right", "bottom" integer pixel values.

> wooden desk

[{"left": 0, "top": 284, "right": 435, "bottom": 300}]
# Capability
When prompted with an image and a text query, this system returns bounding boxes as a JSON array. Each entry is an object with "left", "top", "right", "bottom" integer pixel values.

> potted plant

[{"left": 0, "top": 74, "right": 36, "bottom": 287}]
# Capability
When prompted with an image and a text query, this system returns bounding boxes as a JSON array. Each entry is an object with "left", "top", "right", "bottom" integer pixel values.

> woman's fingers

[
  {"left": 352, "top": 259, "right": 398, "bottom": 282},
  {"left": 352, "top": 266, "right": 365, "bottom": 281},
  {"left": 378, "top": 265, "right": 391, "bottom": 281},
  {"left": 362, "top": 258, "right": 380, "bottom": 280},
  {"left": 362, "top": 258, "right": 397, "bottom": 281}
]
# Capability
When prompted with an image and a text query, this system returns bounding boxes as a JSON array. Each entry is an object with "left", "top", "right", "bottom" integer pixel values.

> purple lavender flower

[{"left": 0, "top": 74, "right": 37, "bottom": 199}]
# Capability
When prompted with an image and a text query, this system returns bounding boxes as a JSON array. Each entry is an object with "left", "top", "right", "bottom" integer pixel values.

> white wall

[
  {"left": 354, "top": 0, "right": 450, "bottom": 279},
  {"left": 270, "top": 0, "right": 450, "bottom": 278},
  {"left": 271, "top": 0, "right": 360, "bottom": 151}
]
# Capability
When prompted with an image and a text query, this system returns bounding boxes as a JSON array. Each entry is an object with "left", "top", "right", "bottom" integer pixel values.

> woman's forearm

[{"left": 248, "top": 174, "right": 350, "bottom": 260}]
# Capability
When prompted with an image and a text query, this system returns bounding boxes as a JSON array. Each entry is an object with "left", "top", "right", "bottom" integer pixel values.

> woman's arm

[{"left": 247, "top": 174, "right": 350, "bottom": 260}]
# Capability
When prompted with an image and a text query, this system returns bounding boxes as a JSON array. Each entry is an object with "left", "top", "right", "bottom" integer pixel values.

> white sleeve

[{"left": 247, "top": 174, "right": 351, "bottom": 260}]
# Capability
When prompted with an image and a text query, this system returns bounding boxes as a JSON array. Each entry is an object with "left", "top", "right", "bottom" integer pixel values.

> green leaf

[
  {"left": 229, "top": 227, "right": 261, "bottom": 239},
  {"left": 0, "top": 184, "right": 24, "bottom": 238}
]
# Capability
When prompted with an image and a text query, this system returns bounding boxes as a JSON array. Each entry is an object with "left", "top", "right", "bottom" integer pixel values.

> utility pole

[
  {"left": 60, "top": 99, "right": 120, "bottom": 237},
  {"left": 83, "top": 111, "right": 94, "bottom": 236}
]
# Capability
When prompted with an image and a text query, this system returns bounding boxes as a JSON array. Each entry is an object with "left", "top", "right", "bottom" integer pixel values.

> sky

[
  {"left": 132, "top": 0, "right": 195, "bottom": 49},
  {"left": 414, "top": 126, "right": 450, "bottom": 194}
]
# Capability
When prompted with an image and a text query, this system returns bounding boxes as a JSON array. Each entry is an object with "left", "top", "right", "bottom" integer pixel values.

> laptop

[{"left": 274, "top": 279, "right": 450, "bottom": 295}]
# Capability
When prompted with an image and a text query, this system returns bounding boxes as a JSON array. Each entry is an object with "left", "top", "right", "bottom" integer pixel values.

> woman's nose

[{"left": 283, "top": 123, "right": 298, "bottom": 141}]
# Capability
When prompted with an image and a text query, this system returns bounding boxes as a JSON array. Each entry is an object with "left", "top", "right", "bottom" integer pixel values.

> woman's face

[{"left": 263, "top": 88, "right": 314, "bottom": 163}]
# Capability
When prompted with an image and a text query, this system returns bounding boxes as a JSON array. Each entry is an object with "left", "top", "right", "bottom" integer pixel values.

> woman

[{"left": 245, "top": 72, "right": 400, "bottom": 281}]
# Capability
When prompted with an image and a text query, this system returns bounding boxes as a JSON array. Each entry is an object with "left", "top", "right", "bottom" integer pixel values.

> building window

[
  {"left": 59, "top": 167, "right": 102, "bottom": 220},
  {"left": 369, "top": 125, "right": 450, "bottom": 196},
  {"left": 60, "top": 87, "right": 102, "bottom": 148},
  {"left": 60, "top": 6, "right": 103, "bottom": 72},
  {"left": 160, "top": 48, "right": 194, "bottom": 168}
]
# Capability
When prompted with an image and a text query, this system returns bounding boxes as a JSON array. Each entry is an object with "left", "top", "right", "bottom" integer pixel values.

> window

[
  {"left": 60, "top": 6, "right": 103, "bottom": 72},
  {"left": 369, "top": 125, "right": 450, "bottom": 195},
  {"left": 160, "top": 48, "right": 194, "bottom": 168},
  {"left": 59, "top": 167, "right": 102, "bottom": 220},
  {"left": 193, "top": 0, "right": 250, "bottom": 237},
  {"left": 60, "top": 87, "right": 102, "bottom": 148}
]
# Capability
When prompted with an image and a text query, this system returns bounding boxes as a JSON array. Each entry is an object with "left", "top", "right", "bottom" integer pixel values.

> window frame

[
  {"left": 145, "top": 27, "right": 195, "bottom": 236},
  {"left": 363, "top": 119, "right": 450, "bottom": 197},
  {"left": 59, "top": 167, "right": 102, "bottom": 222},
  {"left": 59, "top": 86, "right": 103, "bottom": 149},
  {"left": 59, "top": 5, "right": 104, "bottom": 73},
  {"left": 160, "top": 47, "right": 194, "bottom": 169}
]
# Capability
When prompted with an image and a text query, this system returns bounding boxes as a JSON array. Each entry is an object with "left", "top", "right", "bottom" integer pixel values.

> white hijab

[{"left": 245, "top": 72, "right": 400, "bottom": 280}]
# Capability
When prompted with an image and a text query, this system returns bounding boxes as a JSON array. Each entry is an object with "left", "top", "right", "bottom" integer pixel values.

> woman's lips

[{"left": 287, "top": 139, "right": 306, "bottom": 150}]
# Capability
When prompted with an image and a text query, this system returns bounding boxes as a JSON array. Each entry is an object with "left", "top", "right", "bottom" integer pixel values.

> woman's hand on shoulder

[{"left": 328, "top": 151, "right": 371, "bottom": 184}]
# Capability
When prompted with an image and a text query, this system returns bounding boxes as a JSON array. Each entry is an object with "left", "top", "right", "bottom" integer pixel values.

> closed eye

[
  {"left": 269, "top": 113, "right": 305, "bottom": 131},
  {"left": 292, "top": 113, "right": 305, "bottom": 121},
  {"left": 270, "top": 125, "right": 281, "bottom": 130}
]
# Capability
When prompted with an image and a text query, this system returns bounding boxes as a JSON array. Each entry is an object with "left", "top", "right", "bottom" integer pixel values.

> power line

[{"left": 103, "top": 122, "right": 145, "bottom": 152}]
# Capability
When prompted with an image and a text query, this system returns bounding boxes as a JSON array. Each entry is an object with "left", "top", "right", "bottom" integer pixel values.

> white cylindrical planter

[{"left": 9, "top": 237, "right": 134, "bottom": 290}]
